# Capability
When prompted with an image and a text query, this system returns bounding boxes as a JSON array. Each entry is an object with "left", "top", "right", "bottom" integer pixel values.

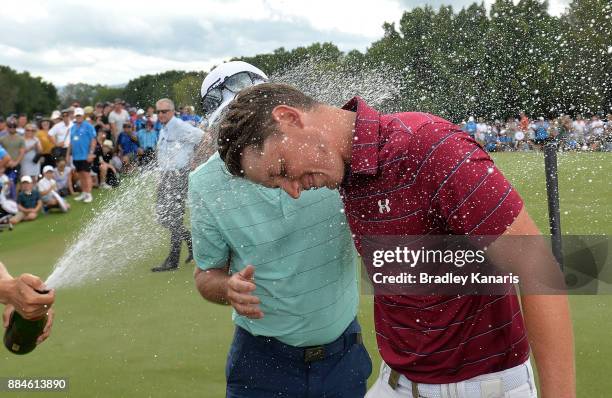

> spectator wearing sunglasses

[
  {"left": 20, "top": 124, "right": 42, "bottom": 183},
  {"left": 0, "top": 119, "right": 25, "bottom": 200},
  {"left": 152, "top": 98, "right": 204, "bottom": 272}
]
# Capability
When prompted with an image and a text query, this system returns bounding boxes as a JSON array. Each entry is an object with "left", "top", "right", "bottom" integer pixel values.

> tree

[
  {"left": 173, "top": 74, "right": 205, "bottom": 109},
  {"left": 0, "top": 66, "right": 59, "bottom": 117},
  {"left": 562, "top": 0, "right": 612, "bottom": 114},
  {"left": 122, "top": 70, "right": 205, "bottom": 108}
]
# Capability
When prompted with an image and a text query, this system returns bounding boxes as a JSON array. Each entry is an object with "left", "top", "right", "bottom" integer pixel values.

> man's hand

[
  {"left": 8, "top": 274, "right": 55, "bottom": 320},
  {"left": 226, "top": 265, "right": 263, "bottom": 319},
  {"left": 86, "top": 153, "right": 95, "bottom": 163},
  {"left": 3, "top": 305, "right": 54, "bottom": 345}
]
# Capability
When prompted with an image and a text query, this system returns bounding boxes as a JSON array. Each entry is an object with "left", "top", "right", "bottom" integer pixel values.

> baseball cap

[
  {"left": 51, "top": 110, "right": 62, "bottom": 120},
  {"left": 74, "top": 107, "right": 85, "bottom": 117},
  {"left": 21, "top": 175, "right": 33, "bottom": 183},
  {"left": 137, "top": 108, "right": 145, "bottom": 115},
  {"left": 43, "top": 165, "right": 54, "bottom": 174},
  {"left": 103, "top": 139, "right": 114, "bottom": 148}
]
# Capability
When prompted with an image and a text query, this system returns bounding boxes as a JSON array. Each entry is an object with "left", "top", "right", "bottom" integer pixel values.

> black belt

[{"left": 235, "top": 326, "right": 363, "bottom": 363}]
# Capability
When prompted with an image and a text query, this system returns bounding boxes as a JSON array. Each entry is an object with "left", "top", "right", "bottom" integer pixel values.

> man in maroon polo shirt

[{"left": 216, "top": 83, "right": 574, "bottom": 398}]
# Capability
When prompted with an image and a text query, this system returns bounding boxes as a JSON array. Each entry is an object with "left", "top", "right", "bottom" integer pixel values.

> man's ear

[{"left": 271, "top": 105, "right": 303, "bottom": 129}]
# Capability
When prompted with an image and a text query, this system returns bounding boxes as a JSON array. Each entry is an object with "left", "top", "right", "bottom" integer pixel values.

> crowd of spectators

[
  {"left": 0, "top": 98, "right": 201, "bottom": 230},
  {"left": 1, "top": 102, "right": 609, "bottom": 231},
  {"left": 460, "top": 112, "right": 612, "bottom": 152}
]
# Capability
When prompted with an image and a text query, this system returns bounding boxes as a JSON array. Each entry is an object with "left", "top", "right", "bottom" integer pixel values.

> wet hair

[{"left": 217, "top": 83, "right": 318, "bottom": 176}]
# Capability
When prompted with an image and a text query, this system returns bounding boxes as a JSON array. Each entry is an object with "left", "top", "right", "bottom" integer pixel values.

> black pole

[{"left": 543, "top": 141, "right": 563, "bottom": 269}]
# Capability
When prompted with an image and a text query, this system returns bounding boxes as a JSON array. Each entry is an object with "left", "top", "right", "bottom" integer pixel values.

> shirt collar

[
  {"left": 163, "top": 116, "right": 176, "bottom": 128},
  {"left": 341, "top": 96, "right": 381, "bottom": 176}
]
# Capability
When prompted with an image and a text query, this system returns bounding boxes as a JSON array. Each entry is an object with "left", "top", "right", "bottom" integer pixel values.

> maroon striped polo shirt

[{"left": 339, "top": 97, "right": 529, "bottom": 383}]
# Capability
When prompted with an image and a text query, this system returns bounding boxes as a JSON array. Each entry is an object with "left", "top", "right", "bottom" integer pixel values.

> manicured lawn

[{"left": 1, "top": 152, "right": 610, "bottom": 397}]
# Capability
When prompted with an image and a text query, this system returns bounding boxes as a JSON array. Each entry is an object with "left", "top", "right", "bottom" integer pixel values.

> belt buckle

[{"left": 304, "top": 346, "right": 326, "bottom": 362}]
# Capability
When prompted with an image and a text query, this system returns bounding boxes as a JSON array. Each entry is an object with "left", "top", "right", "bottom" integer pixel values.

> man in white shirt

[
  {"left": 108, "top": 99, "right": 130, "bottom": 142},
  {"left": 152, "top": 98, "right": 204, "bottom": 272},
  {"left": 48, "top": 110, "right": 72, "bottom": 161}
]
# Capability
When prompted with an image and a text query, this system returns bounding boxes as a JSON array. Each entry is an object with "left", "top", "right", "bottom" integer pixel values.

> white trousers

[{"left": 365, "top": 359, "right": 537, "bottom": 398}]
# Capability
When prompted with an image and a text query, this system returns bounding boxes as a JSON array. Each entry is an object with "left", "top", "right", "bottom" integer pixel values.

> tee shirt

[
  {"left": 0, "top": 134, "right": 25, "bottom": 160},
  {"left": 69, "top": 121, "right": 96, "bottom": 161},
  {"left": 37, "top": 177, "right": 57, "bottom": 199},
  {"left": 108, "top": 109, "right": 130, "bottom": 135},
  {"left": 49, "top": 121, "right": 72, "bottom": 148},
  {"left": 118, "top": 132, "right": 139, "bottom": 154},
  {"left": 53, "top": 166, "right": 72, "bottom": 190},
  {"left": 17, "top": 189, "right": 41, "bottom": 209},
  {"left": 36, "top": 130, "right": 54, "bottom": 154}
]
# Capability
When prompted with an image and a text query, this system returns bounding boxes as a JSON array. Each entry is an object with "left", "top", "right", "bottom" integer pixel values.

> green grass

[{"left": 0, "top": 152, "right": 611, "bottom": 397}]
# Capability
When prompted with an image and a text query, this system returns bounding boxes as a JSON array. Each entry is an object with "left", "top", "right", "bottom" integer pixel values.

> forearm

[
  {"left": 522, "top": 294, "right": 575, "bottom": 397},
  {"left": 194, "top": 266, "right": 230, "bottom": 305}
]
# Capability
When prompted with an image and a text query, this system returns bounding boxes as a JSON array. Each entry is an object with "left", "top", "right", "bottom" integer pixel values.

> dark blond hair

[{"left": 217, "top": 83, "right": 318, "bottom": 176}]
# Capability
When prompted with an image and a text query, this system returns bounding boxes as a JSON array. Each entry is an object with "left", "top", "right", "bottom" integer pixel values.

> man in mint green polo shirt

[{"left": 189, "top": 62, "right": 371, "bottom": 398}]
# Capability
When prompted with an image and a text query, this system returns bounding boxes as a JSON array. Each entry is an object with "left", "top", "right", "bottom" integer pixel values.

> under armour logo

[{"left": 378, "top": 198, "right": 391, "bottom": 214}]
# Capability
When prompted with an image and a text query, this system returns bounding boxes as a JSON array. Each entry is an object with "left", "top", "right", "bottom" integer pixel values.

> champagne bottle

[{"left": 3, "top": 289, "right": 49, "bottom": 355}]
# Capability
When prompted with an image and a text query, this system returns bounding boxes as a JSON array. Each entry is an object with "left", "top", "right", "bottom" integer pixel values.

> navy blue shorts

[
  {"left": 226, "top": 318, "right": 372, "bottom": 398},
  {"left": 73, "top": 160, "right": 91, "bottom": 172}
]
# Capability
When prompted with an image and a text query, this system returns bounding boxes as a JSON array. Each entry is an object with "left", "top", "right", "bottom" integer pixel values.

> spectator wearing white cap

[
  {"left": 9, "top": 175, "right": 42, "bottom": 225},
  {"left": 67, "top": 107, "right": 96, "bottom": 203},
  {"left": 37, "top": 165, "right": 69, "bottom": 212},
  {"left": 48, "top": 109, "right": 72, "bottom": 161},
  {"left": 134, "top": 108, "right": 146, "bottom": 131}
]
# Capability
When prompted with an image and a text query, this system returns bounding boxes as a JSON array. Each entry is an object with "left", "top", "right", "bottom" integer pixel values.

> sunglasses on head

[{"left": 200, "top": 71, "right": 261, "bottom": 116}]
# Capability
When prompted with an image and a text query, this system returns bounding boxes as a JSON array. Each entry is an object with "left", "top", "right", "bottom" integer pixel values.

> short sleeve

[
  {"left": 184, "top": 124, "right": 204, "bottom": 147},
  {"left": 428, "top": 131, "right": 523, "bottom": 236},
  {"left": 188, "top": 174, "right": 230, "bottom": 270}
]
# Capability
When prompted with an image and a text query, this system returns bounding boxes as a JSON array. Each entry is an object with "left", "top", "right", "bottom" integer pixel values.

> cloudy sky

[{"left": 0, "top": 0, "right": 569, "bottom": 86}]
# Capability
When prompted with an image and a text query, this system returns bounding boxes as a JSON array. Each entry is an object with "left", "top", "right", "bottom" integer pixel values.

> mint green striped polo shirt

[{"left": 189, "top": 153, "right": 359, "bottom": 347}]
